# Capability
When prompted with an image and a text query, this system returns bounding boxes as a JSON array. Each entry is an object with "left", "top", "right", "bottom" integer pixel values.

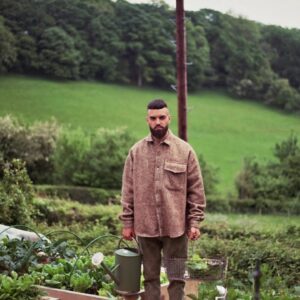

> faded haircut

[{"left": 147, "top": 99, "right": 168, "bottom": 110}]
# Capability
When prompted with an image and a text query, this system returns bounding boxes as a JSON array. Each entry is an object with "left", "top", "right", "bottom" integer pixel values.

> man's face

[{"left": 146, "top": 107, "right": 171, "bottom": 139}]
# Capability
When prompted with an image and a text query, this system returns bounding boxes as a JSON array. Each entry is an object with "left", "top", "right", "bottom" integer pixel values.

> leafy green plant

[
  {"left": 0, "top": 271, "right": 43, "bottom": 300},
  {"left": 70, "top": 272, "right": 94, "bottom": 292},
  {"left": 187, "top": 253, "right": 208, "bottom": 276}
]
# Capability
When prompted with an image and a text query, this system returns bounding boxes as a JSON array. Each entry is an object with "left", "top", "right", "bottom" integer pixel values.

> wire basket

[
  {"left": 162, "top": 257, "right": 187, "bottom": 281},
  {"left": 187, "top": 257, "right": 227, "bottom": 281}
]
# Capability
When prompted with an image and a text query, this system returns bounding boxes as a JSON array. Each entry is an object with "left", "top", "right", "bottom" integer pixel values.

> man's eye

[
  {"left": 150, "top": 117, "right": 156, "bottom": 121},
  {"left": 159, "top": 116, "right": 166, "bottom": 120}
]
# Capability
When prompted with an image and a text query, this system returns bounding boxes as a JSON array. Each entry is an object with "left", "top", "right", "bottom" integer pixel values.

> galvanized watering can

[{"left": 99, "top": 237, "right": 142, "bottom": 295}]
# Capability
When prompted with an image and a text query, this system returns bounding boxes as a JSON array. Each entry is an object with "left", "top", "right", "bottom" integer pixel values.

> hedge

[{"left": 34, "top": 185, "right": 120, "bottom": 205}]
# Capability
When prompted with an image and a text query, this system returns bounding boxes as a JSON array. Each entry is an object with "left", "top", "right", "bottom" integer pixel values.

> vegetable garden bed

[{"left": 38, "top": 280, "right": 199, "bottom": 300}]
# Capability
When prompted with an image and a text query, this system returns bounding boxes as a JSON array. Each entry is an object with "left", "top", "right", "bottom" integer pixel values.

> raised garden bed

[{"left": 38, "top": 281, "right": 199, "bottom": 300}]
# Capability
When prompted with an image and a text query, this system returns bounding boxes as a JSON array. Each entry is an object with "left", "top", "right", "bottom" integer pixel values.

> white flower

[
  {"left": 37, "top": 251, "right": 47, "bottom": 257},
  {"left": 216, "top": 285, "right": 227, "bottom": 296},
  {"left": 92, "top": 252, "right": 104, "bottom": 266}
]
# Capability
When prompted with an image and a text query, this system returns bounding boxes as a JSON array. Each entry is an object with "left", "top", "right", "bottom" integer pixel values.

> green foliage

[
  {"left": 0, "top": 159, "right": 34, "bottom": 225},
  {"left": 0, "top": 272, "right": 43, "bottom": 300},
  {"left": 236, "top": 134, "right": 300, "bottom": 201},
  {"left": 70, "top": 271, "right": 94, "bottom": 293},
  {"left": 187, "top": 254, "right": 208, "bottom": 273},
  {"left": 188, "top": 279, "right": 299, "bottom": 300},
  {"left": 32, "top": 197, "right": 121, "bottom": 235},
  {"left": 198, "top": 154, "right": 219, "bottom": 195},
  {"left": 0, "top": 16, "right": 17, "bottom": 73},
  {"left": 0, "top": 115, "right": 60, "bottom": 183},
  {"left": 197, "top": 222, "right": 300, "bottom": 288},
  {"left": 15, "top": 34, "right": 39, "bottom": 73},
  {"left": 1, "top": 1, "right": 300, "bottom": 111},
  {"left": 115, "top": 1, "right": 175, "bottom": 87},
  {"left": 0, "top": 115, "right": 134, "bottom": 189},
  {"left": 0, "top": 77, "right": 299, "bottom": 193},
  {"left": 262, "top": 25, "right": 300, "bottom": 91},
  {"left": 265, "top": 78, "right": 300, "bottom": 112},
  {"left": 35, "top": 185, "right": 119, "bottom": 204},
  {"left": 39, "top": 26, "right": 81, "bottom": 79},
  {"left": 84, "top": 127, "right": 134, "bottom": 188},
  {"left": 186, "top": 21, "right": 212, "bottom": 90},
  {"left": 53, "top": 126, "right": 134, "bottom": 189},
  {"left": 53, "top": 127, "right": 91, "bottom": 186}
]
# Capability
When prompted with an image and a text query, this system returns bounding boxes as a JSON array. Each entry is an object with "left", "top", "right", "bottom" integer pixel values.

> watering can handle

[{"left": 117, "top": 237, "right": 141, "bottom": 254}]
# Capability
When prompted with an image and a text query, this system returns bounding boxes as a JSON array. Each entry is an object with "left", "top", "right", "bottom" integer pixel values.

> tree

[
  {"left": 15, "top": 33, "right": 39, "bottom": 72},
  {"left": 0, "top": 16, "right": 17, "bottom": 73},
  {"left": 192, "top": 10, "right": 275, "bottom": 99},
  {"left": 84, "top": 12, "right": 124, "bottom": 81},
  {"left": 236, "top": 135, "right": 300, "bottom": 200},
  {"left": 262, "top": 25, "right": 300, "bottom": 90},
  {"left": 115, "top": 1, "right": 175, "bottom": 87},
  {"left": 265, "top": 78, "right": 300, "bottom": 111},
  {"left": 186, "top": 20, "right": 212, "bottom": 90},
  {"left": 39, "top": 27, "right": 81, "bottom": 79}
]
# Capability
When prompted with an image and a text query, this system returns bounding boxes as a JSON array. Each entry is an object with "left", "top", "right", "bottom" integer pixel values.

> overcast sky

[{"left": 127, "top": 0, "right": 300, "bottom": 29}]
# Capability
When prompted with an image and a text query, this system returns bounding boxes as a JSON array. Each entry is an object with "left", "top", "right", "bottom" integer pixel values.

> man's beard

[{"left": 150, "top": 125, "right": 168, "bottom": 139}]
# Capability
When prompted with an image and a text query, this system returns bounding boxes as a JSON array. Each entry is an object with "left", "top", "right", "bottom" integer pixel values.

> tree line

[{"left": 1, "top": 0, "right": 300, "bottom": 112}]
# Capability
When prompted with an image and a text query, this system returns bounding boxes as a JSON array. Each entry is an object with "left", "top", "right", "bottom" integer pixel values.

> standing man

[{"left": 120, "top": 99, "right": 206, "bottom": 300}]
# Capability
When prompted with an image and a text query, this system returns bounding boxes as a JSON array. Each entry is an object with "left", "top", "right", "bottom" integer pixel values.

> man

[{"left": 120, "top": 99, "right": 206, "bottom": 300}]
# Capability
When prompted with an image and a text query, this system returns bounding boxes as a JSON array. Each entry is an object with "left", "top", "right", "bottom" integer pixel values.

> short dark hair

[{"left": 147, "top": 99, "right": 168, "bottom": 110}]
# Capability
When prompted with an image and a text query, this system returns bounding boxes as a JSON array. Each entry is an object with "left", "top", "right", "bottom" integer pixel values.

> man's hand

[
  {"left": 188, "top": 227, "right": 201, "bottom": 241},
  {"left": 122, "top": 227, "right": 135, "bottom": 240}
]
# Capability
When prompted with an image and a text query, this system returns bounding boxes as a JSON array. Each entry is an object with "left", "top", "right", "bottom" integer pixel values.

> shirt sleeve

[
  {"left": 186, "top": 149, "right": 206, "bottom": 228},
  {"left": 119, "top": 150, "right": 134, "bottom": 228}
]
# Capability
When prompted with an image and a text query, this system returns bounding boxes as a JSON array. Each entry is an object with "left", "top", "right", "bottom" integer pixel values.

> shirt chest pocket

[{"left": 164, "top": 161, "right": 187, "bottom": 191}]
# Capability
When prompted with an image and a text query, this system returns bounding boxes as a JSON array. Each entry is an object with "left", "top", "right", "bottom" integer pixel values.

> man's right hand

[{"left": 122, "top": 227, "right": 135, "bottom": 240}]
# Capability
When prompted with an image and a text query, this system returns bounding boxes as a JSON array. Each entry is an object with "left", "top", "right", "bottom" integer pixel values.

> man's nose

[{"left": 155, "top": 118, "right": 161, "bottom": 125}]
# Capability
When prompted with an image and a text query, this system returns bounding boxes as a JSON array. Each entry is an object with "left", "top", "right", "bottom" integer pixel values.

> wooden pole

[{"left": 176, "top": 0, "right": 188, "bottom": 141}]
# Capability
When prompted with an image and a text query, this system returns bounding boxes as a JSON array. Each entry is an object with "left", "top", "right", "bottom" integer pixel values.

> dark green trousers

[{"left": 138, "top": 234, "right": 188, "bottom": 300}]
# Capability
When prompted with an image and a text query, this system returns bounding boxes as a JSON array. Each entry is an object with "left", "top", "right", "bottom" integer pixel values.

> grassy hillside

[{"left": 1, "top": 75, "right": 299, "bottom": 193}]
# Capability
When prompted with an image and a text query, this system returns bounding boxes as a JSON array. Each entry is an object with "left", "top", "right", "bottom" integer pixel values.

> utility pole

[{"left": 176, "top": 0, "right": 188, "bottom": 141}]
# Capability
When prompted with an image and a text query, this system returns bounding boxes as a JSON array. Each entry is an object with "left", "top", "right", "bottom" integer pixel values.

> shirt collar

[{"left": 145, "top": 130, "right": 172, "bottom": 146}]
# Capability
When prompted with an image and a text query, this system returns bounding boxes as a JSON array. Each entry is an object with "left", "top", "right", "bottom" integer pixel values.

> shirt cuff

[
  {"left": 189, "top": 220, "right": 200, "bottom": 229},
  {"left": 122, "top": 220, "right": 134, "bottom": 228}
]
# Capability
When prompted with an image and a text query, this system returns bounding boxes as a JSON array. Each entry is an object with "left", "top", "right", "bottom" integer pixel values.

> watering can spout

[
  {"left": 93, "top": 238, "right": 142, "bottom": 294},
  {"left": 101, "top": 262, "right": 119, "bottom": 285}
]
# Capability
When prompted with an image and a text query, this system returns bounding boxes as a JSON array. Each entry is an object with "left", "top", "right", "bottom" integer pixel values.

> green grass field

[{"left": 1, "top": 75, "right": 299, "bottom": 193}]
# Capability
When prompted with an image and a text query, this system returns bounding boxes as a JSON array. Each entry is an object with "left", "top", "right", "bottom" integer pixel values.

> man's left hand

[{"left": 188, "top": 227, "right": 201, "bottom": 241}]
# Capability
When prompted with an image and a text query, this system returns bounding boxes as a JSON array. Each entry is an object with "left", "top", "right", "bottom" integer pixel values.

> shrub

[
  {"left": 196, "top": 225, "right": 300, "bottom": 288},
  {"left": 53, "top": 127, "right": 91, "bottom": 186},
  {"left": 84, "top": 127, "right": 135, "bottom": 189},
  {"left": 235, "top": 135, "right": 300, "bottom": 203},
  {"left": 264, "top": 78, "right": 300, "bottom": 112},
  {"left": 53, "top": 127, "right": 135, "bottom": 189},
  {"left": 198, "top": 154, "right": 219, "bottom": 195},
  {"left": 0, "top": 115, "right": 60, "bottom": 183},
  {"left": 35, "top": 185, "right": 120, "bottom": 204},
  {"left": 0, "top": 159, "right": 34, "bottom": 225},
  {"left": 32, "top": 197, "right": 121, "bottom": 234},
  {"left": 206, "top": 194, "right": 230, "bottom": 213}
]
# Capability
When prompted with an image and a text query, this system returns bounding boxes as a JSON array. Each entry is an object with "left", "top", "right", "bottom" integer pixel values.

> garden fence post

[{"left": 253, "top": 260, "right": 261, "bottom": 300}]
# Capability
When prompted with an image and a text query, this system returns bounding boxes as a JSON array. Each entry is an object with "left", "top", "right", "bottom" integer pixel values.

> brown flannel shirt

[{"left": 119, "top": 130, "right": 206, "bottom": 238}]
